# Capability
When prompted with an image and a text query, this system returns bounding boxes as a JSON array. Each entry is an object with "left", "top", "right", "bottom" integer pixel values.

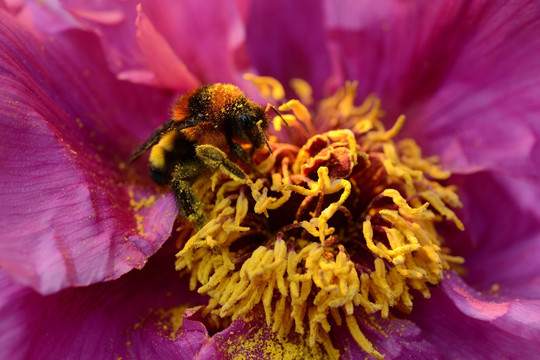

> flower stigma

[{"left": 172, "top": 76, "right": 464, "bottom": 359}]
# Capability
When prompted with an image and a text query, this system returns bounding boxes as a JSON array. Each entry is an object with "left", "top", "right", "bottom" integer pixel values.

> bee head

[{"left": 235, "top": 105, "right": 272, "bottom": 154}]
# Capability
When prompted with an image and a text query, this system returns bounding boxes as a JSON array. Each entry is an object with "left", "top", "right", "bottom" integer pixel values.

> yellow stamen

[
  {"left": 172, "top": 77, "right": 464, "bottom": 359},
  {"left": 279, "top": 99, "right": 316, "bottom": 135},
  {"left": 346, "top": 315, "right": 384, "bottom": 360},
  {"left": 289, "top": 78, "right": 313, "bottom": 106},
  {"left": 244, "top": 73, "right": 285, "bottom": 101}
]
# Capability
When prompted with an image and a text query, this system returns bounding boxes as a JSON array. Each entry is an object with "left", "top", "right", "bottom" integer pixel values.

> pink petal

[
  {"left": 0, "top": 243, "right": 208, "bottom": 359},
  {"left": 56, "top": 0, "right": 252, "bottom": 90},
  {"left": 323, "top": 0, "right": 540, "bottom": 178},
  {"left": 8, "top": 0, "right": 81, "bottom": 37},
  {"left": 60, "top": 0, "right": 149, "bottom": 79},
  {"left": 0, "top": 12, "right": 176, "bottom": 294}
]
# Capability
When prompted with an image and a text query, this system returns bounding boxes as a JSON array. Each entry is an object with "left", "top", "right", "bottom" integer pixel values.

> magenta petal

[
  {"left": 330, "top": 313, "right": 440, "bottom": 359},
  {"left": 246, "top": 0, "right": 333, "bottom": 100},
  {"left": 0, "top": 12, "right": 176, "bottom": 294},
  {"left": 196, "top": 307, "right": 438, "bottom": 359},
  {"left": 445, "top": 172, "right": 540, "bottom": 298},
  {"left": 197, "top": 308, "right": 310, "bottom": 359},
  {"left": 0, "top": 244, "right": 208, "bottom": 360},
  {"left": 443, "top": 273, "right": 540, "bottom": 342},
  {"left": 324, "top": 0, "right": 540, "bottom": 178}
]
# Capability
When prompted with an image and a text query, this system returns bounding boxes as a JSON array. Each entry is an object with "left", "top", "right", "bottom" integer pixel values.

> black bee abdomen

[{"left": 149, "top": 166, "right": 169, "bottom": 185}]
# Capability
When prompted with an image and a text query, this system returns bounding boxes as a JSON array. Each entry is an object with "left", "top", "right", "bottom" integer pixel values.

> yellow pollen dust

[
  {"left": 174, "top": 76, "right": 464, "bottom": 359},
  {"left": 129, "top": 191, "right": 156, "bottom": 235}
]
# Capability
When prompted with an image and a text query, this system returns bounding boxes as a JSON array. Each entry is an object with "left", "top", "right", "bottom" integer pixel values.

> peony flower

[{"left": 1, "top": 1, "right": 539, "bottom": 359}]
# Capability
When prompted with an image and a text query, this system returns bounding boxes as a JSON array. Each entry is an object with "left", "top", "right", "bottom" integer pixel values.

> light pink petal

[
  {"left": 132, "top": 3, "right": 200, "bottom": 91},
  {"left": 0, "top": 244, "right": 208, "bottom": 359},
  {"left": 6, "top": 0, "right": 81, "bottom": 37},
  {"left": 0, "top": 12, "right": 176, "bottom": 294},
  {"left": 141, "top": 0, "right": 252, "bottom": 85},
  {"left": 410, "top": 275, "right": 540, "bottom": 359},
  {"left": 443, "top": 273, "right": 540, "bottom": 342}
]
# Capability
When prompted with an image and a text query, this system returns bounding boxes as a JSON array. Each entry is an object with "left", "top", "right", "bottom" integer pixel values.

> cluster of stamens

[{"left": 174, "top": 77, "right": 464, "bottom": 359}]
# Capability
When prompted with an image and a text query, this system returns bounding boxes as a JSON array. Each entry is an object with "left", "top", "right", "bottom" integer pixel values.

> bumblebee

[{"left": 130, "top": 84, "right": 272, "bottom": 229}]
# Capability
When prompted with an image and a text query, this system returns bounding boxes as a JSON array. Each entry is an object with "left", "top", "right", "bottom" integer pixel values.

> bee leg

[
  {"left": 229, "top": 142, "right": 249, "bottom": 163},
  {"left": 170, "top": 160, "right": 208, "bottom": 230},
  {"left": 195, "top": 144, "right": 251, "bottom": 184},
  {"left": 229, "top": 142, "right": 262, "bottom": 176}
]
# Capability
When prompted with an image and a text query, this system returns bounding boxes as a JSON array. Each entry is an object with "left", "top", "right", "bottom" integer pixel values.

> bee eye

[{"left": 240, "top": 115, "right": 254, "bottom": 129}]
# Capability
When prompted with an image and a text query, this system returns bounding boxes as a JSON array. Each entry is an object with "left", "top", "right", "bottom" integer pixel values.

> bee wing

[
  {"left": 129, "top": 119, "right": 177, "bottom": 162},
  {"left": 129, "top": 116, "right": 202, "bottom": 162}
]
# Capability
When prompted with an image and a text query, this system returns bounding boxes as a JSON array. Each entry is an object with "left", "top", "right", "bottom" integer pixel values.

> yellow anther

[
  {"left": 368, "top": 114, "right": 406, "bottom": 141},
  {"left": 279, "top": 99, "right": 312, "bottom": 125},
  {"left": 363, "top": 220, "right": 392, "bottom": 261},
  {"left": 345, "top": 315, "right": 383, "bottom": 360},
  {"left": 420, "top": 191, "right": 465, "bottom": 230},
  {"left": 243, "top": 73, "right": 285, "bottom": 101},
  {"left": 382, "top": 189, "right": 430, "bottom": 216},
  {"left": 290, "top": 78, "right": 313, "bottom": 105}
]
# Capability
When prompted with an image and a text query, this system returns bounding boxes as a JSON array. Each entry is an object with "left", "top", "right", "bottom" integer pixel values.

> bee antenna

[
  {"left": 256, "top": 121, "right": 273, "bottom": 154},
  {"left": 268, "top": 104, "right": 289, "bottom": 128}
]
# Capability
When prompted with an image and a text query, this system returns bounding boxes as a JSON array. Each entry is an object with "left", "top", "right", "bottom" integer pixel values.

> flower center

[{"left": 174, "top": 77, "right": 464, "bottom": 359}]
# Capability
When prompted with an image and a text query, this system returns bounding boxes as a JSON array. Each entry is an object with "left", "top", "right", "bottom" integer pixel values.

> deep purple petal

[
  {"left": 324, "top": 0, "right": 540, "bottom": 178},
  {"left": 444, "top": 172, "right": 540, "bottom": 298},
  {"left": 410, "top": 274, "right": 540, "bottom": 359},
  {"left": 330, "top": 313, "right": 441, "bottom": 359},
  {"left": 0, "top": 11, "right": 176, "bottom": 294},
  {"left": 246, "top": 0, "right": 333, "bottom": 100},
  {"left": 0, "top": 243, "right": 208, "bottom": 360}
]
